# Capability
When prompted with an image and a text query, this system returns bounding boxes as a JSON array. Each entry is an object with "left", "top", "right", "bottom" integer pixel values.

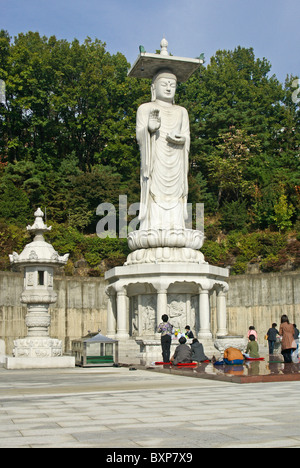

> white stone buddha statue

[
  {"left": 137, "top": 69, "right": 190, "bottom": 232},
  {"left": 127, "top": 39, "right": 204, "bottom": 259}
]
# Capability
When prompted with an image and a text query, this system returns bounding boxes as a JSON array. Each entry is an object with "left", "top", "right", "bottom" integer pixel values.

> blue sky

[{"left": 1, "top": 0, "right": 299, "bottom": 83}]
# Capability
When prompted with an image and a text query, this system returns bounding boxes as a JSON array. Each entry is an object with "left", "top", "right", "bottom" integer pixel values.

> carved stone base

[
  {"left": 136, "top": 339, "right": 180, "bottom": 365},
  {"left": 214, "top": 335, "right": 247, "bottom": 354},
  {"left": 125, "top": 247, "right": 206, "bottom": 265},
  {"left": 106, "top": 262, "right": 230, "bottom": 365},
  {"left": 13, "top": 337, "right": 63, "bottom": 358},
  {"left": 128, "top": 228, "right": 204, "bottom": 251}
]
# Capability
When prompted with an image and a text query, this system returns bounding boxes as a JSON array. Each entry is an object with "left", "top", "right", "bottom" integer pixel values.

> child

[
  {"left": 245, "top": 334, "right": 260, "bottom": 359},
  {"left": 247, "top": 326, "right": 258, "bottom": 341},
  {"left": 185, "top": 325, "right": 194, "bottom": 339}
]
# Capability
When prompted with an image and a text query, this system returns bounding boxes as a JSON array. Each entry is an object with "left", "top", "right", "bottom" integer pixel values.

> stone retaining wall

[{"left": 1, "top": 270, "right": 299, "bottom": 354}]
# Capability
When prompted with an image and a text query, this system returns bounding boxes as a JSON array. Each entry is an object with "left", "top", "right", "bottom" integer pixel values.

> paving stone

[{"left": 1, "top": 367, "right": 300, "bottom": 448}]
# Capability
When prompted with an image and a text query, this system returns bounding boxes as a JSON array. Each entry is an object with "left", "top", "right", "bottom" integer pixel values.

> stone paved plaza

[{"left": 1, "top": 366, "right": 300, "bottom": 448}]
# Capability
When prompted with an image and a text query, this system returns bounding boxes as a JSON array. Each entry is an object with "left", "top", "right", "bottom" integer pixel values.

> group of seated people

[
  {"left": 217, "top": 334, "right": 260, "bottom": 365},
  {"left": 170, "top": 334, "right": 260, "bottom": 366},
  {"left": 170, "top": 336, "right": 209, "bottom": 365}
]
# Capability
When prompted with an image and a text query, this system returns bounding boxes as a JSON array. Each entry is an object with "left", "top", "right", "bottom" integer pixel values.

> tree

[
  {"left": 206, "top": 126, "right": 260, "bottom": 206},
  {"left": 0, "top": 31, "right": 148, "bottom": 174},
  {"left": 0, "top": 32, "right": 299, "bottom": 274},
  {"left": 272, "top": 191, "right": 295, "bottom": 232},
  {"left": 179, "top": 47, "right": 284, "bottom": 172},
  {"left": 177, "top": 46, "right": 299, "bottom": 226}
]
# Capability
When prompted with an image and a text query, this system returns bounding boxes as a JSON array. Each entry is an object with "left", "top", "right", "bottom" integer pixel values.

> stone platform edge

[
  {"left": 5, "top": 356, "right": 75, "bottom": 370},
  {"left": 133, "top": 363, "right": 300, "bottom": 385}
]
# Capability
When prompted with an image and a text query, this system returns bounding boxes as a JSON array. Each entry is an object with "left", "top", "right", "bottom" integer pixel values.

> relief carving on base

[
  {"left": 13, "top": 338, "right": 63, "bottom": 358},
  {"left": 167, "top": 294, "right": 186, "bottom": 331},
  {"left": 131, "top": 295, "right": 157, "bottom": 336}
]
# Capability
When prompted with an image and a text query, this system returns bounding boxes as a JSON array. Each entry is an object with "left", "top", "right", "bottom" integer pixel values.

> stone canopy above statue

[{"left": 128, "top": 37, "right": 203, "bottom": 82}]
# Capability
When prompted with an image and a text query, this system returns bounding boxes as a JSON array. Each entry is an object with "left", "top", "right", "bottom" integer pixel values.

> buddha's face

[{"left": 154, "top": 76, "right": 177, "bottom": 103}]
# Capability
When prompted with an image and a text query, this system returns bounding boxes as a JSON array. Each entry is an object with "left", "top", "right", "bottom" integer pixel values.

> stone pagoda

[{"left": 7, "top": 208, "right": 75, "bottom": 369}]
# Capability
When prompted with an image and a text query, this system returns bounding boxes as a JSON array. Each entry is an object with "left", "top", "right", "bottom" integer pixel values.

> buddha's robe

[{"left": 136, "top": 101, "right": 190, "bottom": 231}]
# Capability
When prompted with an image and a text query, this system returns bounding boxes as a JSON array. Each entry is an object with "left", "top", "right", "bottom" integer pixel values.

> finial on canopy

[{"left": 160, "top": 37, "right": 169, "bottom": 56}]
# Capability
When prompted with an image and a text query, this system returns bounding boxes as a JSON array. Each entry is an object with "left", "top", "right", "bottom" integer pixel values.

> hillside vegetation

[{"left": 0, "top": 31, "right": 299, "bottom": 276}]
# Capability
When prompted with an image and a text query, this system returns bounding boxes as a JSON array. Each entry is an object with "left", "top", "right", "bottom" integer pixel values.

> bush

[
  {"left": 46, "top": 222, "right": 85, "bottom": 259},
  {"left": 225, "top": 231, "right": 288, "bottom": 265},
  {"left": 281, "top": 239, "right": 300, "bottom": 270},
  {"left": 258, "top": 231, "right": 288, "bottom": 256},
  {"left": 220, "top": 200, "right": 249, "bottom": 232},
  {"left": 201, "top": 240, "right": 228, "bottom": 267},
  {"left": 0, "top": 221, "right": 30, "bottom": 270},
  {"left": 230, "top": 260, "right": 248, "bottom": 275},
  {"left": 260, "top": 253, "right": 288, "bottom": 272},
  {"left": 82, "top": 236, "right": 129, "bottom": 267},
  {"left": 0, "top": 182, "right": 31, "bottom": 226}
]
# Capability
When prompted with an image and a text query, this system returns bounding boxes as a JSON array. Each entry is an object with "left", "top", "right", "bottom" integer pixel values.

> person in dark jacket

[
  {"left": 190, "top": 338, "right": 209, "bottom": 362},
  {"left": 171, "top": 336, "right": 192, "bottom": 365},
  {"left": 266, "top": 323, "right": 279, "bottom": 355},
  {"left": 184, "top": 325, "right": 194, "bottom": 339}
]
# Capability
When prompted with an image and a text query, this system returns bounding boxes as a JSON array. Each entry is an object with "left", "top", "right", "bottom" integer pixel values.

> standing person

[
  {"left": 293, "top": 324, "right": 300, "bottom": 362},
  {"left": 279, "top": 315, "right": 296, "bottom": 363},
  {"left": 157, "top": 314, "right": 173, "bottom": 363},
  {"left": 266, "top": 323, "right": 279, "bottom": 355}
]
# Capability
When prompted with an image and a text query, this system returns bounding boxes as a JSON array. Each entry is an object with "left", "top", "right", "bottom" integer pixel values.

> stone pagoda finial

[
  {"left": 9, "top": 208, "right": 69, "bottom": 266},
  {"left": 160, "top": 37, "right": 169, "bottom": 56},
  {"left": 26, "top": 207, "right": 51, "bottom": 241}
]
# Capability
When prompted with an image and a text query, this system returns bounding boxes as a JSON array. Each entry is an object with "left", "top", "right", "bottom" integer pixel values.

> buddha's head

[{"left": 151, "top": 69, "right": 177, "bottom": 103}]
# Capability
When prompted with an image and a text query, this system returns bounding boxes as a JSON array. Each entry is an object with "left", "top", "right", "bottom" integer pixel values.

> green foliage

[
  {"left": 272, "top": 192, "right": 295, "bottom": 232},
  {"left": 206, "top": 127, "right": 260, "bottom": 206},
  {"left": 0, "top": 221, "right": 30, "bottom": 269},
  {"left": 0, "top": 180, "right": 31, "bottom": 224},
  {"left": 225, "top": 230, "right": 288, "bottom": 262},
  {"left": 220, "top": 200, "right": 249, "bottom": 232},
  {"left": 230, "top": 260, "right": 248, "bottom": 276},
  {"left": 46, "top": 222, "right": 84, "bottom": 257},
  {"left": 260, "top": 253, "right": 289, "bottom": 273},
  {"left": 0, "top": 31, "right": 299, "bottom": 275},
  {"left": 201, "top": 240, "right": 228, "bottom": 267},
  {"left": 82, "top": 236, "right": 129, "bottom": 267},
  {"left": 44, "top": 223, "right": 129, "bottom": 275},
  {"left": 200, "top": 230, "right": 296, "bottom": 275}
]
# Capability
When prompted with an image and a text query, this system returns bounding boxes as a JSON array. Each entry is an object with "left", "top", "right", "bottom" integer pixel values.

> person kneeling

[
  {"left": 223, "top": 347, "right": 244, "bottom": 365},
  {"left": 244, "top": 334, "right": 260, "bottom": 359},
  {"left": 171, "top": 336, "right": 192, "bottom": 366},
  {"left": 191, "top": 338, "right": 209, "bottom": 362}
]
